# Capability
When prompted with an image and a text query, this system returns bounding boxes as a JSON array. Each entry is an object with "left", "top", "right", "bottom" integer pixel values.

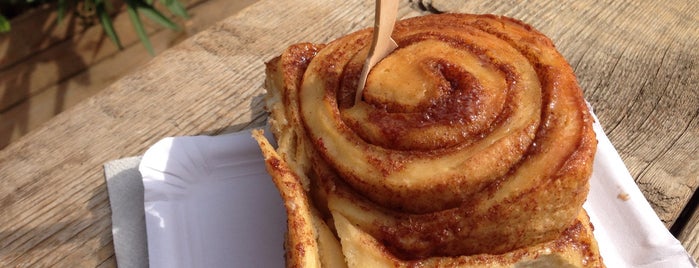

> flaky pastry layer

[{"left": 255, "top": 13, "right": 603, "bottom": 267}]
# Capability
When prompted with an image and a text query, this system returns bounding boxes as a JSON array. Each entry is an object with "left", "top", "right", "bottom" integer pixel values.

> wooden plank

[
  {"left": 0, "top": 2, "right": 106, "bottom": 69},
  {"left": 0, "top": 0, "right": 202, "bottom": 112},
  {"left": 0, "top": 0, "right": 201, "bottom": 69},
  {"left": 0, "top": 27, "right": 171, "bottom": 149},
  {"left": 0, "top": 0, "right": 259, "bottom": 149},
  {"left": 95, "top": 255, "right": 117, "bottom": 268}
]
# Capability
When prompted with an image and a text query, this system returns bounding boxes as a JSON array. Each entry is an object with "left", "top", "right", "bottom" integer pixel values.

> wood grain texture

[
  {"left": 0, "top": 0, "right": 697, "bottom": 266},
  {"left": 0, "top": 0, "right": 183, "bottom": 111},
  {"left": 0, "top": 1, "right": 122, "bottom": 69},
  {"left": 679, "top": 196, "right": 699, "bottom": 261},
  {"left": 0, "top": 0, "right": 259, "bottom": 149}
]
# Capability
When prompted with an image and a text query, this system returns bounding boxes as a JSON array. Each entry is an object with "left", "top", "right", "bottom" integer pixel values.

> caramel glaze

[
  {"left": 274, "top": 42, "right": 325, "bottom": 129},
  {"left": 338, "top": 33, "right": 518, "bottom": 152},
  {"left": 303, "top": 15, "right": 541, "bottom": 213},
  {"left": 392, "top": 212, "right": 603, "bottom": 267},
  {"left": 276, "top": 13, "right": 597, "bottom": 260}
]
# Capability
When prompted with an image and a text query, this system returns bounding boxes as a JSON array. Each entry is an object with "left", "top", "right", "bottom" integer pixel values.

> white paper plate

[
  {"left": 140, "top": 120, "right": 695, "bottom": 267},
  {"left": 140, "top": 129, "right": 286, "bottom": 267}
]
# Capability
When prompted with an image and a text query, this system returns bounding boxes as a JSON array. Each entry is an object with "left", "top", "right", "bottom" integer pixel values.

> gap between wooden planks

[{"left": 0, "top": 0, "right": 259, "bottom": 150}]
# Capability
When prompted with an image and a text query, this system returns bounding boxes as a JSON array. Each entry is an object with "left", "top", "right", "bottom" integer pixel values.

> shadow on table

[{"left": 0, "top": 6, "right": 98, "bottom": 150}]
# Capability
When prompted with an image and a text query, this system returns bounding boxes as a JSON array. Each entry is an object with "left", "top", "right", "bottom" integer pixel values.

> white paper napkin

[{"left": 104, "top": 156, "right": 149, "bottom": 268}]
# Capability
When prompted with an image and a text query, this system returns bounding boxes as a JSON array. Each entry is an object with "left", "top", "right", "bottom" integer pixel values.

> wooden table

[{"left": 1, "top": 0, "right": 697, "bottom": 266}]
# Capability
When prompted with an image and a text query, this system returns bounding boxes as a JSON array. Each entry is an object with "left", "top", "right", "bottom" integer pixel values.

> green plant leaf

[
  {"left": 126, "top": 0, "right": 155, "bottom": 55},
  {"left": 160, "top": 0, "right": 189, "bottom": 19},
  {"left": 57, "top": 0, "right": 67, "bottom": 23},
  {"left": 0, "top": 14, "right": 10, "bottom": 33},
  {"left": 95, "top": 0, "right": 123, "bottom": 49},
  {"left": 135, "top": 0, "right": 180, "bottom": 31}
]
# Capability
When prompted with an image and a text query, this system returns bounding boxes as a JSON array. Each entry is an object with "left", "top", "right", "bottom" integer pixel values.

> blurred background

[{"left": 0, "top": 0, "right": 258, "bottom": 150}]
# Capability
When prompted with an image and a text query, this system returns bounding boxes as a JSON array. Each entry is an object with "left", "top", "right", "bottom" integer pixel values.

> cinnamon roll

[{"left": 254, "top": 13, "right": 603, "bottom": 267}]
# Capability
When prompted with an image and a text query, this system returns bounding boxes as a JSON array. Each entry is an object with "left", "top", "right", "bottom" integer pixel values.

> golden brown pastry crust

[{"left": 256, "top": 13, "right": 603, "bottom": 267}]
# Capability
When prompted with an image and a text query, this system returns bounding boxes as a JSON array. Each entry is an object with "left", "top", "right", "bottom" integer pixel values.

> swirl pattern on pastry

[{"left": 262, "top": 13, "right": 598, "bottom": 261}]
